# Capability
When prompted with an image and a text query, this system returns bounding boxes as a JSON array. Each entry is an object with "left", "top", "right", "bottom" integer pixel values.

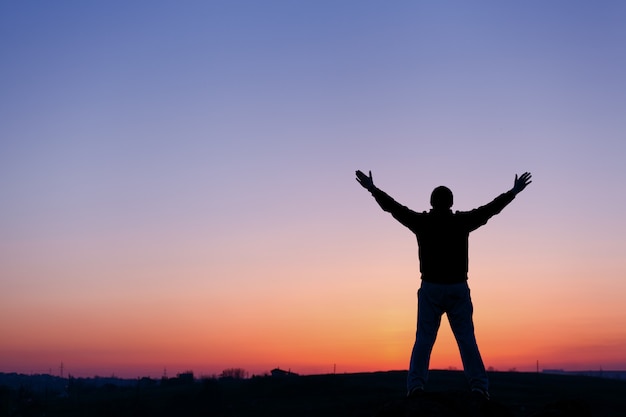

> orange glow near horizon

[
  {"left": 2, "top": 247, "right": 626, "bottom": 378},
  {"left": 4, "top": 316, "right": 625, "bottom": 379},
  {"left": 3, "top": 261, "right": 625, "bottom": 379}
]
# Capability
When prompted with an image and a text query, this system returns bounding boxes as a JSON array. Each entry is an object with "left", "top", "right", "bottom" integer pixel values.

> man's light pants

[{"left": 407, "top": 281, "right": 489, "bottom": 393}]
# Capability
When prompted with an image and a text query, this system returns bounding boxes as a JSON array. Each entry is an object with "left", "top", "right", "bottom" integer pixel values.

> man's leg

[
  {"left": 407, "top": 282, "right": 443, "bottom": 394},
  {"left": 446, "top": 283, "right": 489, "bottom": 393}
]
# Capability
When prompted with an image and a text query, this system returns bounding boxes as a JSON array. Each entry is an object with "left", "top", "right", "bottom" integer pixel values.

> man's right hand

[
  {"left": 356, "top": 170, "right": 375, "bottom": 192},
  {"left": 512, "top": 172, "right": 532, "bottom": 194}
]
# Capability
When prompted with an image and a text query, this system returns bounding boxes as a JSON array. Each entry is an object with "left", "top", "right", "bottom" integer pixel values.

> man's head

[{"left": 430, "top": 186, "right": 453, "bottom": 210}]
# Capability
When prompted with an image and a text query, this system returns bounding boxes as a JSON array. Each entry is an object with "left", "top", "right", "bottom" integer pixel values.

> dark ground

[{"left": 2, "top": 370, "right": 625, "bottom": 417}]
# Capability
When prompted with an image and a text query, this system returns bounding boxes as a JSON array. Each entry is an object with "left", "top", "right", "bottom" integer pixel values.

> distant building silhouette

[{"left": 271, "top": 368, "right": 298, "bottom": 378}]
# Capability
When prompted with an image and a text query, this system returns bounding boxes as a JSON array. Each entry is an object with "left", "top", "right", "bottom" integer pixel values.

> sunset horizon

[
  {"left": 3, "top": 360, "right": 626, "bottom": 381},
  {"left": 3, "top": 313, "right": 626, "bottom": 379}
]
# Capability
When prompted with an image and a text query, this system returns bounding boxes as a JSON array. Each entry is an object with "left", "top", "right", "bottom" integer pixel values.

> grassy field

[{"left": 3, "top": 370, "right": 625, "bottom": 416}]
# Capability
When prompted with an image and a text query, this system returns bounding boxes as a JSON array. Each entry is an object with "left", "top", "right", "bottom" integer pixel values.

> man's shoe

[
  {"left": 471, "top": 387, "right": 490, "bottom": 401},
  {"left": 407, "top": 387, "right": 424, "bottom": 398}
]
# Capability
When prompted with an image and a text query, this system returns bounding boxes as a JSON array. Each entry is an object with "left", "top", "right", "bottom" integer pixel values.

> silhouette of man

[{"left": 355, "top": 170, "right": 532, "bottom": 399}]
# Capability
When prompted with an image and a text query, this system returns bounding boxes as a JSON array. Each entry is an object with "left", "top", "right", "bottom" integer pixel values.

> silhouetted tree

[{"left": 219, "top": 368, "right": 247, "bottom": 380}]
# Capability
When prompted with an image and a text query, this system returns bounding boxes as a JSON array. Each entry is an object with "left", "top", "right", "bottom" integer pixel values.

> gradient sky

[{"left": 2, "top": 1, "right": 625, "bottom": 379}]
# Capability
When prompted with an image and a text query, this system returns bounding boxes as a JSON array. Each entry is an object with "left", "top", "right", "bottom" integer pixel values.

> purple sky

[{"left": 2, "top": 1, "right": 625, "bottom": 377}]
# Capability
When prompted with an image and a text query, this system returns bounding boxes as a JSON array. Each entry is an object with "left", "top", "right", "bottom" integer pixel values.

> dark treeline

[{"left": 2, "top": 370, "right": 626, "bottom": 417}]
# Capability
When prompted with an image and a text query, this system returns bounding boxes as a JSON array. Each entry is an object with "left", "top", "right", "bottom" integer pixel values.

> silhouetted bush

[{"left": 219, "top": 367, "right": 247, "bottom": 380}]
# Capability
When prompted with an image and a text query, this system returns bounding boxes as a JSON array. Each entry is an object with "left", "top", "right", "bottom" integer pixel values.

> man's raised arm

[{"left": 355, "top": 170, "right": 417, "bottom": 227}]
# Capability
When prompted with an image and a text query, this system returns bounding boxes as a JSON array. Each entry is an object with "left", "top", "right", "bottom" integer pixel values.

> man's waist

[{"left": 420, "top": 273, "right": 468, "bottom": 284}]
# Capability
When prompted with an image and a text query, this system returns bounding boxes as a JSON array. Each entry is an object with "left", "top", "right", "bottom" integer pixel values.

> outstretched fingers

[
  {"left": 355, "top": 169, "right": 375, "bottom": 190},
  {"left": 513, "top": 172, "right": 532, "bottom": 194}
]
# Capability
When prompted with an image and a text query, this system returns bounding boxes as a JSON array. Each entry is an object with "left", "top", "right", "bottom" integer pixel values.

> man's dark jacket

[{"left": 371, "top": 187, "right": 516, "bottom": 284}]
